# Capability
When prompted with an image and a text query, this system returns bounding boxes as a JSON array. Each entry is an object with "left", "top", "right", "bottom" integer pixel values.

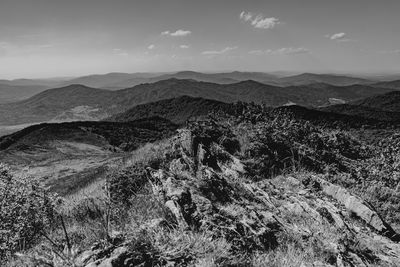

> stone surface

[
  {"left": 317, "top": 177, "right": 394, "bottom": 236},
  {"left": 76, "top": 128, "right": 400, "bottom": 267}
]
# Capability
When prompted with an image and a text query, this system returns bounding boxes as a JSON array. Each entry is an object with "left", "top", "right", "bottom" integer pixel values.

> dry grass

[
  {"left": 61, "top": 137, "right": 173, "bottom": 209},
  {"left": 250, "top": 244, "right": 314, "bottom": 267},
  {"left": 122, "top": 138, "right": 174, "bottom": 167}
]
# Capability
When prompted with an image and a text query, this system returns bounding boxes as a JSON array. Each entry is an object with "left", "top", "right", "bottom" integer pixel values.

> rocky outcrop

[
  {"left": 75, "top": 129, "right": 400, "bottom": 267},
  {"left": 317, "top": 177, "right": 400, "bottom": 241}
]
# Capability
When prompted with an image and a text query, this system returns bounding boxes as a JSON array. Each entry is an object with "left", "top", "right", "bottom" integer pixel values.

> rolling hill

[
  {"left": 0, "top": 117, "right": 177, "bottom": 152},
  {"left": 0, "top": 84, "right": 117, "bottom": 125},
  {"left": 0, "top": 79, "right": 394, "bottom": 129},
  {"left": 0, "top": 117, "right": 177, "bottom": 194},
  {"left": 283, "top": 83, "right": 394, "bottom": 106},
  {"left": 278, "top": 73, "right": 372, "bottom": 86},
  {"left": 371, "top": 80, "right": 400, "bottom": 90},
  {"left": 108, "top": 95, "right": 234, "bottom": 124},
  {"left": 272, "top": 104, "right": 389, "bottom": 127},
  {"left": 112, "top": 79, "right": 393, "bottom": 109},
  {"left": 0, "top": 84, "right": 49, "bottom": 103},
  {"left": 109, "top": 94, "right": 390, "bottom": 128},
  {"left": 62, "top": 72, "right": 166, "bottom": 89},
  {"left": 320, "top": 91, "right": 400, "bottom": 121}
]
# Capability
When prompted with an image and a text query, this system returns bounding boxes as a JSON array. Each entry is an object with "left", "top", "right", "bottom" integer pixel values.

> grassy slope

[{"left": 0, "top": 117, "right": 178, "bottom": 195}]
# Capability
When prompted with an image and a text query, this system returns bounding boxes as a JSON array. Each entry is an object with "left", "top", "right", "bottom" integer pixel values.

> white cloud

[
  {"left": 325, "top": 32, "right": 351, "bottom": 42},
  {"left": 179, "top": 44, "right": 190, "bottom": 49},
  {"left": 239, "top": 11, "right": 253, "bottom": 21},
  {"left": 329, "top": 32, "right": 346, "bottom": 40},
  {"left": 249, "top": 47, "right": 310, "bottom": 55},
  {"left": 239, "top": 11, "right": 281, "bottom": 29},
  {"left": 161, "top": 29, "right": 192, "bottom": 37},
  {"left": 202, "top": 46, "right": 238, "bottom": 55},
  {"left": 171, "top": 30, "right": 191, "bottom": 36},
  {"left": 148, "top": 44, "right": 155, "bottom": 50}
]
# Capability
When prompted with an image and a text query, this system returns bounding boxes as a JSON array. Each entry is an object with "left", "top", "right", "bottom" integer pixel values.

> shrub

[
  {"left": 106, "top": 164, "right": 148, "bottom": 206},
  {"left": 189, "top": 118, "right": 241, "bottom": 154},
  {"left": 0, "top": 164, "right": 55, "bottom": 260},
  {"left": 235, "top": 115, "right": 370, "bottom": 179}
]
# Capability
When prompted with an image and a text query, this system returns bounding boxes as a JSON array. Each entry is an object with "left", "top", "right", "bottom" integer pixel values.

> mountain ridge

[{"left": 0, "top": 78, "right": 395, "bottom": 127}]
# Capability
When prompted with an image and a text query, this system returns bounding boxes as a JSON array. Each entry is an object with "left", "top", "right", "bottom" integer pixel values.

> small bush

[
  {"left": 106, "top": 164, "right": 148, "bottom": 206},
  {"left": 0, "top": 164, "right": 55, "bottom": 260}
]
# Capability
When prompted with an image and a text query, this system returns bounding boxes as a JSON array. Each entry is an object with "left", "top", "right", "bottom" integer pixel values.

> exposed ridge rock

[
  {"left": 76, "top": 129, "right": 400, "bottom": 266},
  {"left": 316, "top": 176, "right": 400, "bottom": 241}
]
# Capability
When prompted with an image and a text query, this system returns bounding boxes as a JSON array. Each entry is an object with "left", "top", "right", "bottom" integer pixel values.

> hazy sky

[{"left": 0, "top": 0, "right": 400, "bottom": 78}]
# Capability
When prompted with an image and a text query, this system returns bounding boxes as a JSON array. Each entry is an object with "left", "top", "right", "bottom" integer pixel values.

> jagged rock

[
  {"left": 134, "top": 129, "right": 400, "bottom": 266},
  {"left": 163, "top": 177, "right": 188, "bottom": 201},
  {"left": 169, "top": 157, "right": 193, "bottom": 175},
  {"left": 196, "top": 143, "right": 220, "bottom": 171},
  {"left": 210, "top": 143, "right": 246, "bottom": 179},
  {"left": 191, "top": 194, "right": 213, "bottom": 215},
  {"left": 165, "top": 199, "right": 189, "bottom": 229},
  {"left": 197, "top": 167, "right": 232, "bottom": 203},
  {"left": 175, "top": 129, "right": 193, "bottom": 156},
  {"left": 317, "top": 177, "right": 398, "bottom": 239},
  {"left": 316, "top": 200, "right": 346, "bottom": 228}
]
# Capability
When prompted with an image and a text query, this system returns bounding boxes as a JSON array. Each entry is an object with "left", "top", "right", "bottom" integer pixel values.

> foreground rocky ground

[
  {"left": 3, "top": 105, "right": 400, "bottom": 267},
  {"left": 68, "top": 128, "right": 400, "bottom": 267}
]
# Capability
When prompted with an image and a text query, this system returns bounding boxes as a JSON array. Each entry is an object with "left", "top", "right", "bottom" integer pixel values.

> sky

[{"left": 0, "top": 0, "right": 400, "bottom": 79}]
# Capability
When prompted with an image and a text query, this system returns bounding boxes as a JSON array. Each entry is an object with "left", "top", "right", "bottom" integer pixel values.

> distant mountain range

[
  {"left": 277, "top": 73, "right": 372, "bottom": 86},
  {"left": 2, "top": 71, "right": 400, "bottom": 106},
  {"left": 59, "top": 71, "right": 379, "bottom": 89},
  {"left": 61, "top": 72, "right": 166, "bottom": 89},
  {"left": 3, "top": 71, "right": 400, "bottom": 91},
  {"left": 0, "top": 78, "right": 395, "bottom": 127}
]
